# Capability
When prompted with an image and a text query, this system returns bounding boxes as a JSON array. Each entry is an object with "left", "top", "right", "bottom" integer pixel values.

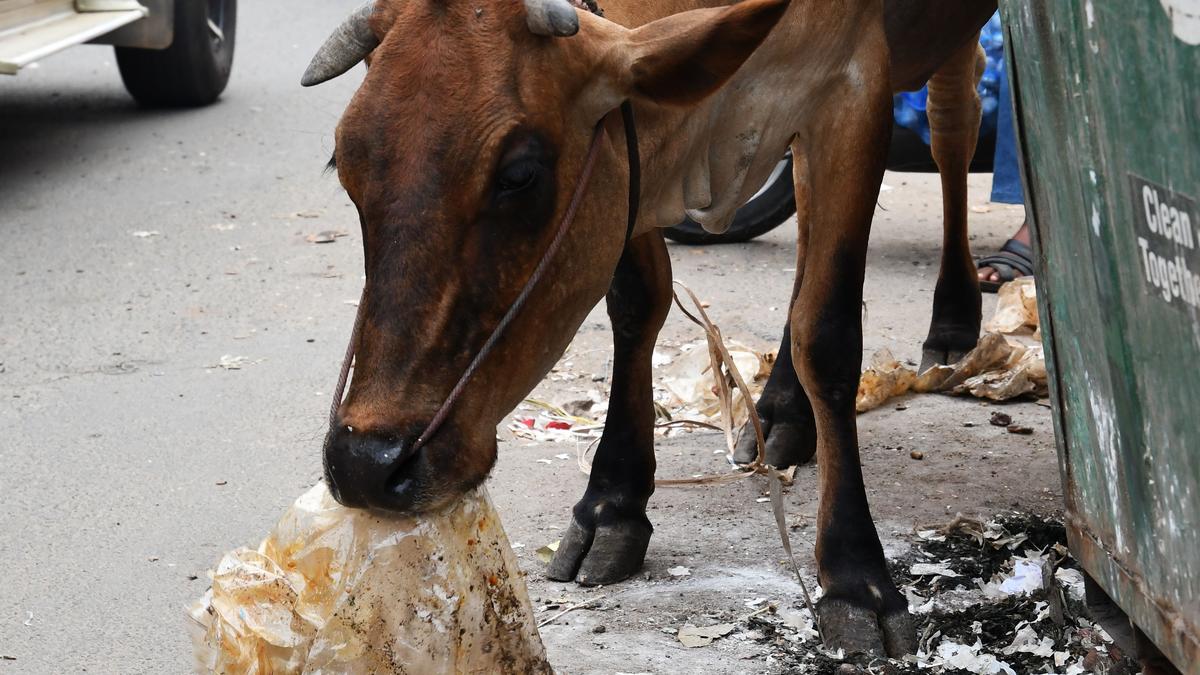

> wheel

[
  {"left": 663, "top": 153, "right": 796, "bottom": 245},
  {"left": 116, "top": 0, "right": 236, "bottom": 107}
]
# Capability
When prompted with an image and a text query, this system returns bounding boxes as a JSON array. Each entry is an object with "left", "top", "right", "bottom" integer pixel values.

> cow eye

[{"left": 497, "top": 159, "right": 539, "bottom": 195}]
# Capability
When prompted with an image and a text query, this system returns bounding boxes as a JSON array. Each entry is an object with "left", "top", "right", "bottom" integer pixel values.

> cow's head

[{"left": 309, "top": 0, "right": 787, "bottom": 514}]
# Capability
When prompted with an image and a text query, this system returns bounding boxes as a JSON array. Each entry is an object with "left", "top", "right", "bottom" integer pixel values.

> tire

[
  {"left": 116, "top": 0, "right": 236, "bottom": 107},
  {"left": 664, "top": 154, "right": 796, "bottom": 246}
]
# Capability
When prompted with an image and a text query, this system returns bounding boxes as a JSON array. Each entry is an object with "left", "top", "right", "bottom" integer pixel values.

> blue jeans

[{"left": 991, "top": 60, "right": 1024, "bottom": 205}]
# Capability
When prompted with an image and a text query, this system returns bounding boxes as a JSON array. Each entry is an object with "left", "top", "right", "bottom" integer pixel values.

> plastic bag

[{"left": 188, "top": 483, "right": 550, "bottom": 674}]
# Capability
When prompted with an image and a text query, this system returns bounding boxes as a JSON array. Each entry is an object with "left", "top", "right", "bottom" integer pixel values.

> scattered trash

[
  {"left": 535, "top": 541, "right": 559, "bottom": 564},
  {"left": 856, "top": 348, "right": 916, "bottom": 412},
  {"left": 1054, "top": 567, "right": 1086, "bottom": 602},
  {"left": 987, "top": 557, "right": 1046, "bottom": 598},
  {"left": 667, "top": 566, "right": 691, "bottom": 577},
  {"left": 935, "top": 639, "right": 1016, "bottom": 674},
  {"left": 131, "top": 230, "right": 160, "bottom": 238},
  {"left": 658, "top": 338, "right": 774, "bottom": 427},
  {"left": 910, "top": 450, "right": 925, "bottom": 460},
  {"left": 212, "top": 355, "right": 253, "bottom": 370},
  {"left": 677, "top": 622, "right": 737, "bottom": 648},
  {"left": 1006, "top": 424, "right": 1034, "bottom": 435},
  {"left": 911, "top": 562, "right": 961, "bottom": 578},
  {"left": 990, "top": 412, "right": 1013, "bottom": 427},
  {"left": 761, "top": 512, "right": 1138, "bottom": 673},
  {"left": 537, "top": 595, "right": 606, "bottom": 628},
  {"left": 509, "top": 398, "right": 602, "bottom": 442},
  {"left": 23, "top": 612, "right": 32, "bottom": 627},
  {"left": 189, "top": 483, "right": 549, "bottom": 673},
  {"left": 914, "top": 333, "right": 1048, "bottom": 401},
  {"left": 305, "top": 230, "right": 347, "bottom": 244},
  {"left": 984, "top": 278, "right": 1039, "bottom": 336}
]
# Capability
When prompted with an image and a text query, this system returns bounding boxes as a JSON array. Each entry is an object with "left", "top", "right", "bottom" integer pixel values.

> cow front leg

[
  {"left": 733, "top": 151, "right": 818, "bottom": 469},
  {"left": 796, "top": 67, "right": 916, "bottom": 659},
  {"left": 921, "top": 38, "right": 985, "bottom": 371},
  {"left": 547, "top": 230, "right": 672, "bottom": 586}
]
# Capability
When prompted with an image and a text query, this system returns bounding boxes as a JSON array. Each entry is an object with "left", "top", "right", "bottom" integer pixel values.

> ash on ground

[{"left": 740, "top": 512, "right": 1139, "bottom": 674}]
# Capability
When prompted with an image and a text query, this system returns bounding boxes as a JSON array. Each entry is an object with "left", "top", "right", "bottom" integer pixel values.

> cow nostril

[{"left": 323, "top": 425, "right": 420, "bottom": 509}]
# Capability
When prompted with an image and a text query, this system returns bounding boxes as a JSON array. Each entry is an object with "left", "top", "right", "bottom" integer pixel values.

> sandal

[{"left": 976, "top": 238, "right": 1035, "bottom": 293}]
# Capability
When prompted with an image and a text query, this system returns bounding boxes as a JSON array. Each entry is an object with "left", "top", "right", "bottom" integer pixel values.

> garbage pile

[
  {"left": 676, "top": 513, "right": 1137, "bottom": 674},
  {"left": 857, "top": 278, "right": 1047, "bottom": 412}
]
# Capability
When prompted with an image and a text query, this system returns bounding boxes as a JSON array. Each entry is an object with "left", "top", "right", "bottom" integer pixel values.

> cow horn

[
  {"left": 525, "top": 0, "right": 579, "bottom": 37},
  {"left": 302, "top": 2, "right": 379, "bottom": 87}
]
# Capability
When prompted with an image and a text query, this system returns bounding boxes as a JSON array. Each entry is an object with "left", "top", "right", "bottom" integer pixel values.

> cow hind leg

[
  {"left": 546, "top": 230, "right": 672, "bottom": 586},
  {"left": 920, "top": 38, "right": 985, "bottom": 372},
  {"left": 733, "top": 152, "right": 817, "bottom": 469},
  {"left": 796, "top": 72, "right": 916, "bottom": 658}
]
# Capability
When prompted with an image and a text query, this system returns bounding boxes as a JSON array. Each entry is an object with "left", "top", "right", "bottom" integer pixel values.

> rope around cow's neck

[{"left": 327, "top": 110, "right": 619, "bottom": 450}]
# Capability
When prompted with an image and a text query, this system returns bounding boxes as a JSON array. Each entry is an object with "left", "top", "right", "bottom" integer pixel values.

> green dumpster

[{"left": 1000, "top": 2, "right": 1199, "bottom": 671}]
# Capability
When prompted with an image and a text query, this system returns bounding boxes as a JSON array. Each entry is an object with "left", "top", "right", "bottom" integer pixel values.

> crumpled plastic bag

[
  {"left": 950, "top": 342, "right": 1047, "bottom": 400},
  {"left": 856, "top": 348, "right": 917, "bottom": 412},
  {"left": 856, "top": 333, "right": 1048, "bottom": 410},
  {"left": 188, "top": 483, "right": 550, "bottom": 674},
  {"left": 659, "top": 339, "right": 774, "bottom": 425},
  {"left": 984, "top": 278, "right": 1039, "bottom": 336},
  {"left": 915, "top": 333, "right": 1047, "bottom": 401}
]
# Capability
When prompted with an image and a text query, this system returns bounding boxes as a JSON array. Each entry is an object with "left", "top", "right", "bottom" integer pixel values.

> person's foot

[{"left": 977, "top": 219, "right": 1034, "bottom": 292}]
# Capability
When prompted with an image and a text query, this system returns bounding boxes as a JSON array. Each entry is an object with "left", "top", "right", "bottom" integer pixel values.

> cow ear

[{"left": 621, "top": 0, "right": 789, "bottom": 106}]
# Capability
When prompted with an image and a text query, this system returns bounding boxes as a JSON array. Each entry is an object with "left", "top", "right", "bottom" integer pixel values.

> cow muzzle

[{"left": 322, "top": 422, "right": 494, "bottom": 514}]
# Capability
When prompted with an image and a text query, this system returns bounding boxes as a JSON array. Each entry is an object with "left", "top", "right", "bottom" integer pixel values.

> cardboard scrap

[{"left": 677, "top": 623, "right": 737, "bottom": 648}]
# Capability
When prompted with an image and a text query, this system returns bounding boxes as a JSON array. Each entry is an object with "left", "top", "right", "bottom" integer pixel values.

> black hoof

[
  {"left": 546, "top": 512, "right": 652, "bottom": 586},
  {"left": 817, "top": 598, "right": 917, "bottom": 659},
  {"left": 918, "top": 346, "right": 971, "bottom": 373},
  {"left": 733, "top": 416, "right": 817, "bottom": 468}
]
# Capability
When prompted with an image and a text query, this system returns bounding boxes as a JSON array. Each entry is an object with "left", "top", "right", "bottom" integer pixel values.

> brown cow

[{"left": 306, "top": 0, "right": 995, "bottom": 658}]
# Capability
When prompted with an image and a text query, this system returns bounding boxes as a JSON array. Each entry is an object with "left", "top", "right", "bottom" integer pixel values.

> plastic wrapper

[
  {"left": 983, "top": 278, "right": 1039, "bottom": 336},
  {"left": 855, "top": 333, "right": 1048, "bottom": 409},
  {"left": 914, "top": 333, "right": 1022, "bottom": 393},
  {"left": 188, "top": 483, "right": 551, "bottom": 674},
  {"left": 855, "top": 348, "right": 917, "bottom": 412},
  {"left": 660, "top": 339, "right": 774, "bottom": 426}
]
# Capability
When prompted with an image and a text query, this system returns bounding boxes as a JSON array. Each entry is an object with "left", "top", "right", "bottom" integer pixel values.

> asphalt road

[
  {"left": 1, "top": 3, "right": 373, "bottom": 671},
  {"left": 0, "top": 3, "right": 1055, "bottom": 673}
]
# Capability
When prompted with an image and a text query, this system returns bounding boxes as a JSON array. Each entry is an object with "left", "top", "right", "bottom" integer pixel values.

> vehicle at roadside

[{"left": 0, "top": 0, "right": 235, "bottom": 107}]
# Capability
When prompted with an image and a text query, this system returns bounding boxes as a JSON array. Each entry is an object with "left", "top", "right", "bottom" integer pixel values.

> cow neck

[{"left": 329, "top": 103, "right": 642, "bottom": 452}]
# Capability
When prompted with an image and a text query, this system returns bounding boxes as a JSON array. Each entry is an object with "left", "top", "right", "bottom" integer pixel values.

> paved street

[{"left": 0, "top": 3, "right": 1056, "bottom": 672}]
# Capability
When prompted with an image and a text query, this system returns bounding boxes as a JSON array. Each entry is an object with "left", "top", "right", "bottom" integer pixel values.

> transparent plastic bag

[{"left": 188, "top": 483, "right": 550, "bottom": 674}]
